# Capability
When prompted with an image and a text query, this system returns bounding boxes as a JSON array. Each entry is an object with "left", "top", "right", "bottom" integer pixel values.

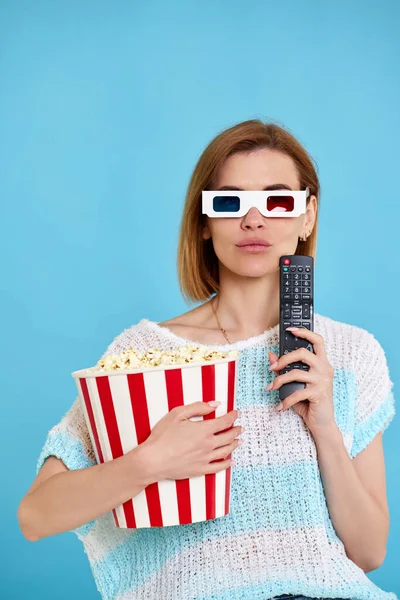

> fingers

[
  {"left": 266, "top": 368, "right": 309, "bottom": 390},
  {"left": 206, "top": 410, "right": 240, "bottom": 434},
  {"left": 213, "top": 424, "right": 243, "bottom": 448},
  {"left": 286, "top": 327, "right": 326, "bottom": 356},
  {"left": 205, "top": 457, "right": 234, "bottom": 474},
  {"left": 177, "top": 400, "right": 225, "bottom": 419},
  {"left": 209, "top": 436, "right": 242, "bottom": 462}
]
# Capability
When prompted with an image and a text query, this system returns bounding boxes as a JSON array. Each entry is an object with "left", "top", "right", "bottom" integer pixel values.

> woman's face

[{"left": 202, "top": 148, "right": 316, "bottom": 277}]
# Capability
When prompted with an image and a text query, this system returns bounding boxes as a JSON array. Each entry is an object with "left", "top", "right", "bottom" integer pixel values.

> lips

[{"left": 236, "top": 239, "right": 271, "bottom": 247}]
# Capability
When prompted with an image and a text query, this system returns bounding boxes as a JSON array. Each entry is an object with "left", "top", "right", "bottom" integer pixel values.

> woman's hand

[
  {"left": 142, "top": 401, "right": 242, "bottom": 481},
  {"left": 265, "top": 327, "right": 336, "bottom": 434}
]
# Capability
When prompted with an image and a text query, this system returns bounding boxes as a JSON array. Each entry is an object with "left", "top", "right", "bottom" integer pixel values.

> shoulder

[
  {"left": 157, "top": 303, "right": 211, "bottom": 332},
  {"left": 98, "top": 313, "right": 197, "bottom": 359},
  {"left": 315, "top": 313, "right": 390, "bottom": 373},
  {"left": 100, "top": 305, "right": 213, "bottom": 359},
  {"left": 316, "top": 312, "right": 370, "bottom": 341},
  {"left": 99, "top": 319, "right": 151, "bottom": 358},
  {"left": 315, "top": 314, "right": 379, "bottom": 348}
]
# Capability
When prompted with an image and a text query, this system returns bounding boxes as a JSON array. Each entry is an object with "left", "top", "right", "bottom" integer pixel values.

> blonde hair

[{"left": 177, "top": 119, "right": 320, "bottom": 305}]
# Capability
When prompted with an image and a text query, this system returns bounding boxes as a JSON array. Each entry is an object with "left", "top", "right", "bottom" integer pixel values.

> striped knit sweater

[{"left": 36, "top": 314, "right": 397, "bottom": 600}]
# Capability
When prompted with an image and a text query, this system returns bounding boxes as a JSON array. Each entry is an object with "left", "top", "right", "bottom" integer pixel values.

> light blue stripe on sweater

[
  {"left": 237, "top": 347, "right": 356, "bottom": 423},
  {"left": 91, "top": 461, "right": 338, "bottom": 597},
  {"left": 350, "top": 388, "right": 395, "bottom": 458}
]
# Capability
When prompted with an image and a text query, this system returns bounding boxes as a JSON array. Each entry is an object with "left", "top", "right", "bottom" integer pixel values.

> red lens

[{"left": 266, "top": 195, "right": 294, "bottom": 212}]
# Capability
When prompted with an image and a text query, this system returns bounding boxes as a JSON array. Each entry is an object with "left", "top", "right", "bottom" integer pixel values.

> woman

[{"left": 19, "top": 120, "right": 396, "bottom": 600}]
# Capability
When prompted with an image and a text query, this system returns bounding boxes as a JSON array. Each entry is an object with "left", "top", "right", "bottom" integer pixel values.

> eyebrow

[{"left": 216, "top": 183, "right": 293, "bottom": 191}]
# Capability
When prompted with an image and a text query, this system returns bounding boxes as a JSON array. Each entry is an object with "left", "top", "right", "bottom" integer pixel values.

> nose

[{"left": 241, "top": 206, "right": 266, "bottom": 228}]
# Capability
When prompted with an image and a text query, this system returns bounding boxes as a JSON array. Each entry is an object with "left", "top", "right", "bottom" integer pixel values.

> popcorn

[{"left": 95, "top": 344, "right": 239, "bottom": 372}]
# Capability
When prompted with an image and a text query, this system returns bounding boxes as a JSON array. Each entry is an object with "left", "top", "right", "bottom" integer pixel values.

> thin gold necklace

[{"left": 211, "top": 296, "right": 232, "bottom": 344}]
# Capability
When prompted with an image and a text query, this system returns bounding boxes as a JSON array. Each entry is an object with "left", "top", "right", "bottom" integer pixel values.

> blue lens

[{"left": 212, "top": 195, "right": 240, "bottom": 212}]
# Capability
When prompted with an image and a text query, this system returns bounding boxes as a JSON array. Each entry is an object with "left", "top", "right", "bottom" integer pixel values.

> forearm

[
  {"left": 19, "top": 443, "right": 156, "bottom": 541},
  {"left": 313, "top": 424, "right": 388, "bottom": 572}
]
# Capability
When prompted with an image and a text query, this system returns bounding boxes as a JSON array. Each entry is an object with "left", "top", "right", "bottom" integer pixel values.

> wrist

[
  {"left": 310, "top": 422, "right": 343, "bottom": 447},
  {"left": 124, "top": 441, "right": 160, "bottom": 488}
]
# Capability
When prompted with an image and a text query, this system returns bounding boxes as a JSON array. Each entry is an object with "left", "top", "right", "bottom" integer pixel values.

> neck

[{"left": 212, "top": 268, "right": 280, "bottom": 337}]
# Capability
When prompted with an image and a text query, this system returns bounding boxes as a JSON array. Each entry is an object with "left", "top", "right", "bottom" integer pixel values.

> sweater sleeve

[
  {"left": 35, "top": 325, "right": 142, "bottom": 537},
  {"left": 350, "top": 329, "right": 396, "bottom": 459},
  {"left": 36, "top": 396, "right": 97, "bottom": 537}
]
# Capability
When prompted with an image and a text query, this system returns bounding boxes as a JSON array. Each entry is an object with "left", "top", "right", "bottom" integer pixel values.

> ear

[
  {"left": 304, "top": 194, "right": 317, "bottom": 229},
  {"left": 202, "top": 223, "right": 211, "bottom": 241}
]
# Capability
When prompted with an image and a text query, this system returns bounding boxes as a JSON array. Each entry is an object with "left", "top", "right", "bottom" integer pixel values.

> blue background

[{"left": 1, "top": 0, "right": 399, "bottom": 597}]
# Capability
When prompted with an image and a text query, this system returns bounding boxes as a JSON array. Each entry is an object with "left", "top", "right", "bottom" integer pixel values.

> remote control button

[
  {"left": 305, "top": 267, "right": 311, "bottom": 272},
  {"left": 302, "top": 294, "right": 311, "bottom": 300},
  {"left": 284, "top": 333, "right": 297, "bottom": 350},
  {"left": 290, "top": 266, "right": 296, "bottom": 271},
  {"left": 298, "top": 267, "right": 303, "bottom": 272}
]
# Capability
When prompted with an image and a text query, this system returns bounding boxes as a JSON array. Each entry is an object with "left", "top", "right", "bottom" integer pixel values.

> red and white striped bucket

[{"left": 71, "top": 357, "right": 239, "bottom": 528}]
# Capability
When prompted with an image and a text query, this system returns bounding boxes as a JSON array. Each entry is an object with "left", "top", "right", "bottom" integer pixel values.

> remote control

[{"left": 278, "top": 255, "right": 314, "bottom": 401}]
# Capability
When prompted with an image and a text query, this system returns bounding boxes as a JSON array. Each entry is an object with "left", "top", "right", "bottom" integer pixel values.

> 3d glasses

[{"left": 202, "top": 187, "right": 310, "bottom": 218}]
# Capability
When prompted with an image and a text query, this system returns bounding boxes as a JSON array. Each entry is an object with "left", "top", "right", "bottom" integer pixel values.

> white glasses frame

[{"left": 202, "top": 187, "right": 310, "bottom": 218}]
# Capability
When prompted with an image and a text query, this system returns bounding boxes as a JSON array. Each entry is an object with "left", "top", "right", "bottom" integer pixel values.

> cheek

[
  {"left": 270, "top": 219, "right": 302, "bottom": 238},
  {"left": 208, "top": 220, "right": 237, "bottom": 242}
]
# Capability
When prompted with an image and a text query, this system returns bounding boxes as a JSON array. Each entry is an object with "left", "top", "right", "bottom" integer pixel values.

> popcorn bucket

[{"left": 71, "top": 357, "right": 239, "bottom": 528}]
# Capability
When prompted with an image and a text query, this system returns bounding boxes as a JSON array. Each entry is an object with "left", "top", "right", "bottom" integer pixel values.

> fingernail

[
  {"left": 237, "top": 410, "right": 241, "bottom": 417},
  {"left": 269, "top": 362, "right": 278, "bottom": 370},
  {"left": 286, "top": 327, "right": 298, "bottom": 331},
  {"left": 276, "top": 402, "right": 283, "bottom": 411},
  {"left": 208, "top": 400, "right": 221, "bottom": 407},
  {"left": 265, "top": 382, "right": 273, "bottom": 390}
]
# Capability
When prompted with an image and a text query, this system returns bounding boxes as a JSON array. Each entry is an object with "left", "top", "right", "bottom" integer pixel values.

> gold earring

[{"left": 300, "top": 231, "right": 310, "bottom": 242}]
